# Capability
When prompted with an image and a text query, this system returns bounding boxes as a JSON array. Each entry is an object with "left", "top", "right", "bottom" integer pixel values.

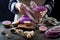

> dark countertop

[{"left": 0, "top": 22, "right": 60, "bottom": 40}]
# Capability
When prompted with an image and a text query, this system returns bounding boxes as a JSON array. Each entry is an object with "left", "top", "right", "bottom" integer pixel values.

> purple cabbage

[
  {"left": 33, "top": 6, "right": 46, "bottom": 12},
  {"left": 38, "top": 6, "right": 46, "bottom": 11},
  {"left": 19, "top": 15, "right": 32, "bottom": 24}
]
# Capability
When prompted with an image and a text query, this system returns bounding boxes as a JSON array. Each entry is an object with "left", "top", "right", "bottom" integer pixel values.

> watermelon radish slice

[
  {"left": 39, "top": 25, "right": 47, "bottom": 32},
  {"left": 2, "top": 20, "right": 11, "bottom": 25}
]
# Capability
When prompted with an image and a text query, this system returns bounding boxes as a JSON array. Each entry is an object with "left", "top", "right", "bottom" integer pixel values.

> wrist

[
  {"left": 15, "top": 3, "right": 22, "bottom": 10},
  {"left": 15, "top": 3, "right": 19, "bottom": 10}
]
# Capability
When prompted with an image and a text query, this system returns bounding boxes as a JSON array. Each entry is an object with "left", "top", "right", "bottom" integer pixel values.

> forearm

[
  {"left": 44, "top": 0, "right": 55, "bottom": 14},
  {"left": 8, "top": 0, "right": 17, "bottom": 14}
]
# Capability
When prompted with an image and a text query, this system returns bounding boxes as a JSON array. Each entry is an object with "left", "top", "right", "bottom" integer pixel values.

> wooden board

[{"left": 17, "top": 24, "right": 36, "bottom": 30}]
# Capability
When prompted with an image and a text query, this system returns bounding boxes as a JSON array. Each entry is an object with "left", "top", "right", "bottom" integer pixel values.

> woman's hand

[
  {"left": 40, "top": 8, "right": 48, "bottom": 17},
  {"left": 33, "top": 11, "right": 42, "bottom": 19},
  {"left": 15, "top": 3, "right": 26, "bottom": 15},
  {"left": 34, "top": 8, "right": 48, "bottom": 18}
]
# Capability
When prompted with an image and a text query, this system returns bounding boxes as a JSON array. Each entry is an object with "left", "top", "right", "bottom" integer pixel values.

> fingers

[
  {"left": 15, "top": 3, "right": 27, "bottom": 14},
  {"left": 40, "top": 8, "right": 48, "bottom": 17}
]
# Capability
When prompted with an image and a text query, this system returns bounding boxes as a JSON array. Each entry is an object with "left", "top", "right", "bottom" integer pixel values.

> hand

[
  {"left": 33, "top": 7, "right": 48, "bottom": 23},
  {"left": 15, "top": 3, "right": 26, "bottom": 15},
  {"left": 33, "top": 11, "right": 42, "bottom": 18},
  {"left": 33, "top": 6, "right": 48, "bottom": 18},
  {"left": 15, "top": 3, "right": 22, "bottom": 11},
  {"left": 40, "top": 8, "right": 48, "bottom": 17}
]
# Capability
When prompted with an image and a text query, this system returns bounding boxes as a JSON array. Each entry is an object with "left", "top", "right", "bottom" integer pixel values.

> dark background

[
  {"left": 0, "top": 0, "right": 60, "bottom": 21},
  {"left": 49, "top": 0, "right": 60, "bottom": 21},
  {"left": 0, "top": 0, "right": 14, "bottom": 21}
]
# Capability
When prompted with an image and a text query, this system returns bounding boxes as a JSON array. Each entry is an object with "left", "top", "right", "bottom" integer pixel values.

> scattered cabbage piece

[{"left": 45, "top": 26, "right": 60, "bottom": 38}]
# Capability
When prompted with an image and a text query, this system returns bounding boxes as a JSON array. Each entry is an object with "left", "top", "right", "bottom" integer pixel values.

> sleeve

[
  {"left": 8, "top": 0, "right": 17, "bottom": 14},
  {"left": 44, "top": 0, "right": 55, "bottom": 14}
]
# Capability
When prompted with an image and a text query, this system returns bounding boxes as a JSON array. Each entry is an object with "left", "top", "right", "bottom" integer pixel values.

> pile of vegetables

[{"left": 19, "top": 1, "right": 46, "bottom": 24}]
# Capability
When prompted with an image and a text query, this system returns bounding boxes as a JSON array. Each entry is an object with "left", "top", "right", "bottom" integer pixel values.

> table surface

[{"left": 0, "top": 22, "right": 60, "bottom": 40}]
